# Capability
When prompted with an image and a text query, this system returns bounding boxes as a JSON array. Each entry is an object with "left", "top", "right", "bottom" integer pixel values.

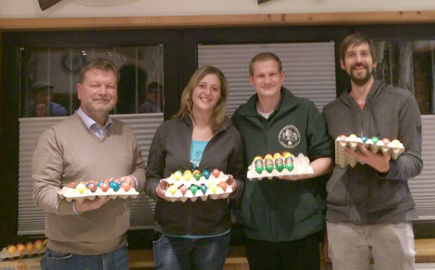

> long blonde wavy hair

[{"left": 174, "top": 66, "right": 229, "bottom": 132}]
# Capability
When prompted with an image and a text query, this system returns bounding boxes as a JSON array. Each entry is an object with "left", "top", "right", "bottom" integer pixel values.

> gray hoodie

[{"left": 323, "top": 79, "right": 423, "bottom": 225}]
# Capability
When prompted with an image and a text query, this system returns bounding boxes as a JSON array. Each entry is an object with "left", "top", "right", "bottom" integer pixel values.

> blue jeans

[
  {"left": 153, "top": 233, "right": 230, "bottom": 270},
  {"left": 41, "top": 244, "right": 129, "bottom": 270}
]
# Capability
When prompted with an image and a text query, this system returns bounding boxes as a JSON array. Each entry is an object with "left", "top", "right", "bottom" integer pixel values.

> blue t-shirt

[{"left": 190, "top": 140, "right": 208, "bottom": 169}]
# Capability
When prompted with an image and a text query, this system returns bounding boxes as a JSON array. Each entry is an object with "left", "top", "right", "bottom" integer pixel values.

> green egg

[
  {"left": 275, "top": 163, "right": 284, "bottom": 172},
  {"left": 285, "top": 163, "right": 294, "bottom": 172},
  {"left": 255, "top": 165, "right": 264, "bottom": 174},
  {"left": 266, "top": 164, "right": 274, "bottom": 173}
]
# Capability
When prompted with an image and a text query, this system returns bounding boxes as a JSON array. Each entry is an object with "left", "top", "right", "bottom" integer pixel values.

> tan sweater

[{"left": 33, "top": 114, "right": 145, "bottom": 255}]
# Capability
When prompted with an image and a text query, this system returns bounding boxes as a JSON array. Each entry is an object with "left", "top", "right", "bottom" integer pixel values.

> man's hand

[
  {"left": 155, "top": 180, "right": 170, "bottom": 201},
  {"left": 74, "top": 196, "right": 111, "bottom": 214},
  {"left": 345, "top": 143, "right": 391, "bottom": 173},
  {"left": 281, "top": 174, "right": 308, "bottom": 181},
  {"left": 119, "top": 175, "right": 135, "bottom": 188}
]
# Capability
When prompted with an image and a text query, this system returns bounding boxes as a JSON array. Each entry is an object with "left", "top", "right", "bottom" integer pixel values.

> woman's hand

[{"left": 155, "top": 180, "right": 170, "bottom": 201}]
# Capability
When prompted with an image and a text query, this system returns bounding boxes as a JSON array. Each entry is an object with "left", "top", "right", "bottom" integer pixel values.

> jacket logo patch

[{"left": 278, "top": 125, "right": 301, "bottom": 149}]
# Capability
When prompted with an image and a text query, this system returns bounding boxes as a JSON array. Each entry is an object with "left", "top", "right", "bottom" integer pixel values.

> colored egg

[
  {"left": 275, "top": 163, "right": 284, "bottom": 172},
  {"left": 273, "top": 153, "right": 282, "bottom": 160},
  {"left": 75, "top": 183, "right": 86, "bottom": 194},
  {"left": 169, "top": 185, "right": 178, "bottom": 195},
  {"left": 381, "top": 138, "right": 391, "bottom": 145},
  {"left": 390, "top": 139, "right": 401, "bottom": 147},
  {"left": 210, "top": 184, "right": 218, "bottom": 194},
  {"left": 285, "top": 163, "right": 294, "bottom": 172},
  {"left": 253, "top": 156, "right": 263, "bottom": 162},
  {"left": 266, "top": 164, "right": 274, "bottom": 173},
  {"left": 34, "top": 240, "right": 44, "bottom": 252},
  {"left": 349, "top": 134, "right": 358, "bottom": 139},
  {"left": 361, "top": 135, "right": 369, "bottom": 143},
  {"left": 184, "top": 170, "right": 192, "bottom": 180},
  {"left": 179, "top": 185, "right": 188, "bottom": 195},
  {"left": 202, "top": 169, "right": 211, "bottom": 179},
  {"left": 338, "top": 134, "right": 347, "bottom": 140},
  {"left": 264, "top": 154, "right": 273, "bottom": 160},
  {"left": 254, "top": 159, "right": 264, "bottom": 167},
  {"left": 255, "top": 165, "right": 264, "bottom": 174},
  {"left": 66, "top": 182, "right": 76, "bottom": 188},
  {"left": 87, "top": 183, "right": 97, "bottom": 193},
  {"left": 97, "top": 180, "right": 104, "bottom": 187},
  {"left": 100, "top": 183, "right": 110, "bottom": 192},
  {"left": 190, "top": 185, "right": 198, "bottom": 195},
  {"left": 121, "top": 182, "right": 131, "bottom": 192},
  {"left": 194, "top": 172, "right": 202, "bottom": 181},
  {"left": 218, "top": 181, "right": 228, "bottom": 192},
  {"left": 25, "top": 242, "right": 35, "bottom": 253},
  {"left": 17, "top": 244, "right": 25, "bottom": 255},
  {"left": 282, "top": 151, "right": 292, "bottom": 159},
  {"left": 212, "top": 169, "right": 220, "bottom": 178},
  {"left": 7, "top": 245, "right": 16, "bottom": 256},
  {"left": 371, "top": 136, "right": 379, "bottom": 144},
  {"left": 200, "top": 184, "right": 208, "bottom": 194},
  {"left": 109, "top": 181, "right": 120, "bottom": 192},
  {"left": 173, "top": 170, "right": 183, "bottom": 181}
]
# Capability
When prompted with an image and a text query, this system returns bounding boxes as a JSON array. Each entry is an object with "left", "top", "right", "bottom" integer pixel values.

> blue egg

[{"left": 202, "top": 169, "right": 211, "bottom": 180}]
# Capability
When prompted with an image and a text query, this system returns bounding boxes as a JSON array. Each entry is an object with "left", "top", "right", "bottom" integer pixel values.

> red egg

[
  {"left": 218, "top": 182, "right": 228, "bottom": 192},
  {"left": 87, "top": 183, "right": 97, "bottom": 193},
  {"left": 100, "top": 183, "right": 110, "bottom": 192},
  {"left": 381, "top": 138, "right": 391, "bottom": 145},
  {"left": 121, "top": 182, "right": 131, "bottom": 192},
  {"left": 66, "top": 182, "right": 76, "bottom": 188},
  {"left": 179, "top": 185, "right": 188, "bottom": 195},
  {"left": 103, "top": 178, "right": 112, "bottom": 184},
  {"left": 211, "top": 169, "right": 220, "bottom": 178}
]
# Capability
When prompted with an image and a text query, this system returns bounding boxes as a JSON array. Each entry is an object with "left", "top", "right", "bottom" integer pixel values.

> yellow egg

[
  {"left": 173, "top": 171, "right": 183, "bottom": 181},
  {"left": 75, "top": 183, "right": 86, "bottom": 194},
  {"left": 273, "top": 153, "right": 282, "bottom": 160},
  {"left": 169, "top": 185, "right": 178, "bottom": 195},
  {"left": 282, "top": 151, "right": 292, "bottom": 159},
  {"left": 390, "top": 139, "right": 401, "bottom": 147},
  {"left": 210, "top": 184, "right": 218, "bottom": 194},
  {"left": 264, "top": 154, "right": 273, "bottom": 160},
  {"left": 348, "top": 134, "right": 357, "bottom": 139}
]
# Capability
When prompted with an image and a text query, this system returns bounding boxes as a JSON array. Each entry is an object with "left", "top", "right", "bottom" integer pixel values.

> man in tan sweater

[{"left": 33, "top": 58, "right": 145, "bottom": 270}]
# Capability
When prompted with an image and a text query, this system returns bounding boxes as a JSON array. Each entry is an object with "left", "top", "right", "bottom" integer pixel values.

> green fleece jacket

[{"left": 232, "top": 88, "right": 333, "bottom": 242}]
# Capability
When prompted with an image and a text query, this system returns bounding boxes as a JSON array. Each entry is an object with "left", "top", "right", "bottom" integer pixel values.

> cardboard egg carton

[
  {"left": 335, "top": 135, "right": 405, "bottom": 168},
  {"left": 58, "top": 179, "right": 139, "bottom": 202},
  {"left": 163, "top": 170, "right": 232, "bottom": 202},
  {"left": 0, "top": 240, "right": 46, "bottom": 261},
  {"left": 247, "top": 153, "right": 313, "bottom": 180}
]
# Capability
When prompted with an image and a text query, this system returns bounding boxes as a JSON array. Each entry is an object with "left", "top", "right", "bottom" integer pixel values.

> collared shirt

[{"left": 76, "top": 108, "right": 113, "bottom": 139}]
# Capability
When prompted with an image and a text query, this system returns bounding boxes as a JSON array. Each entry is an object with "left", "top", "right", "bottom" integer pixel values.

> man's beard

[{"left": 350, "top": 65, "right": 373, "bottom": 86}]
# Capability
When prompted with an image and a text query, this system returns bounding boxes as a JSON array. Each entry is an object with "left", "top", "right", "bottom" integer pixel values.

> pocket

[{"left": 46, "top": 249, "right": 74, "bottom": 260}]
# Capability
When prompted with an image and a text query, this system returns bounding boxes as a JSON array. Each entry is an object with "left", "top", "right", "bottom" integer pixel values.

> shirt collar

[{"left": 76, "top": 108, "right": 113, "bottom": 130}]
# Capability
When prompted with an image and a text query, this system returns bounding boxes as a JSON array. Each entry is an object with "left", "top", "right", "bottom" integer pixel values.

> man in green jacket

[{"left": 232, "top": 52, "right": 333, "bottom": 270}]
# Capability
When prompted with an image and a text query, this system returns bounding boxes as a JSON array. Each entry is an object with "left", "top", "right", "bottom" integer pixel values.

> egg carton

[
  {"left": 0, "top": 241, "right": 46, "bottom": 261},
  {"left": 164, "top": 183, "right": 233, "bottom": 202},
  {"left": 335, "top": 135, "right": 405, "bottom": 168},
  {"left": 247, "top": 153, "right": 313, "bottom": 180},
  {"left": 57, "top": 187, "right": 139, "bottom": 202},
  {"left": 164, "top": 172, "right": 228, "bottom": 188}
]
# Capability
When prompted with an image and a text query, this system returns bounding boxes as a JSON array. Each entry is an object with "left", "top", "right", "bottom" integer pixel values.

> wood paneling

[{"left": 0, "top": 11, "right": 435, "bottom": 30}]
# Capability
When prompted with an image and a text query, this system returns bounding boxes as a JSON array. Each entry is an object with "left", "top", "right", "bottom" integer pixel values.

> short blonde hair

[{"left": 174, "top": 66, "right": 228, "bottom": 132}]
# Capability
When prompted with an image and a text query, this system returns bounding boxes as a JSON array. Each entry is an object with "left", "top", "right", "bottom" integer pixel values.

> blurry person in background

[
  {"left": 139, "top": 82, "right": 164, "bottom": 113},
  {"left": 28, "top": 82, "right": 68, "bottom": 117}
]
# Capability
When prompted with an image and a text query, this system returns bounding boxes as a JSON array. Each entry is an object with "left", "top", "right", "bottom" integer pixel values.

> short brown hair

[
  {"left": 174, "top": 66, "right": 229, "bottom": 132},
  {"left": 249, "top": 52, "right": 283, "bottom": 76},
  {"left": 339, "top": 33, "right": 377, "bottom": 63},
  {"left": 79, "top": 58, "right": 119, "bottom": 83}
]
